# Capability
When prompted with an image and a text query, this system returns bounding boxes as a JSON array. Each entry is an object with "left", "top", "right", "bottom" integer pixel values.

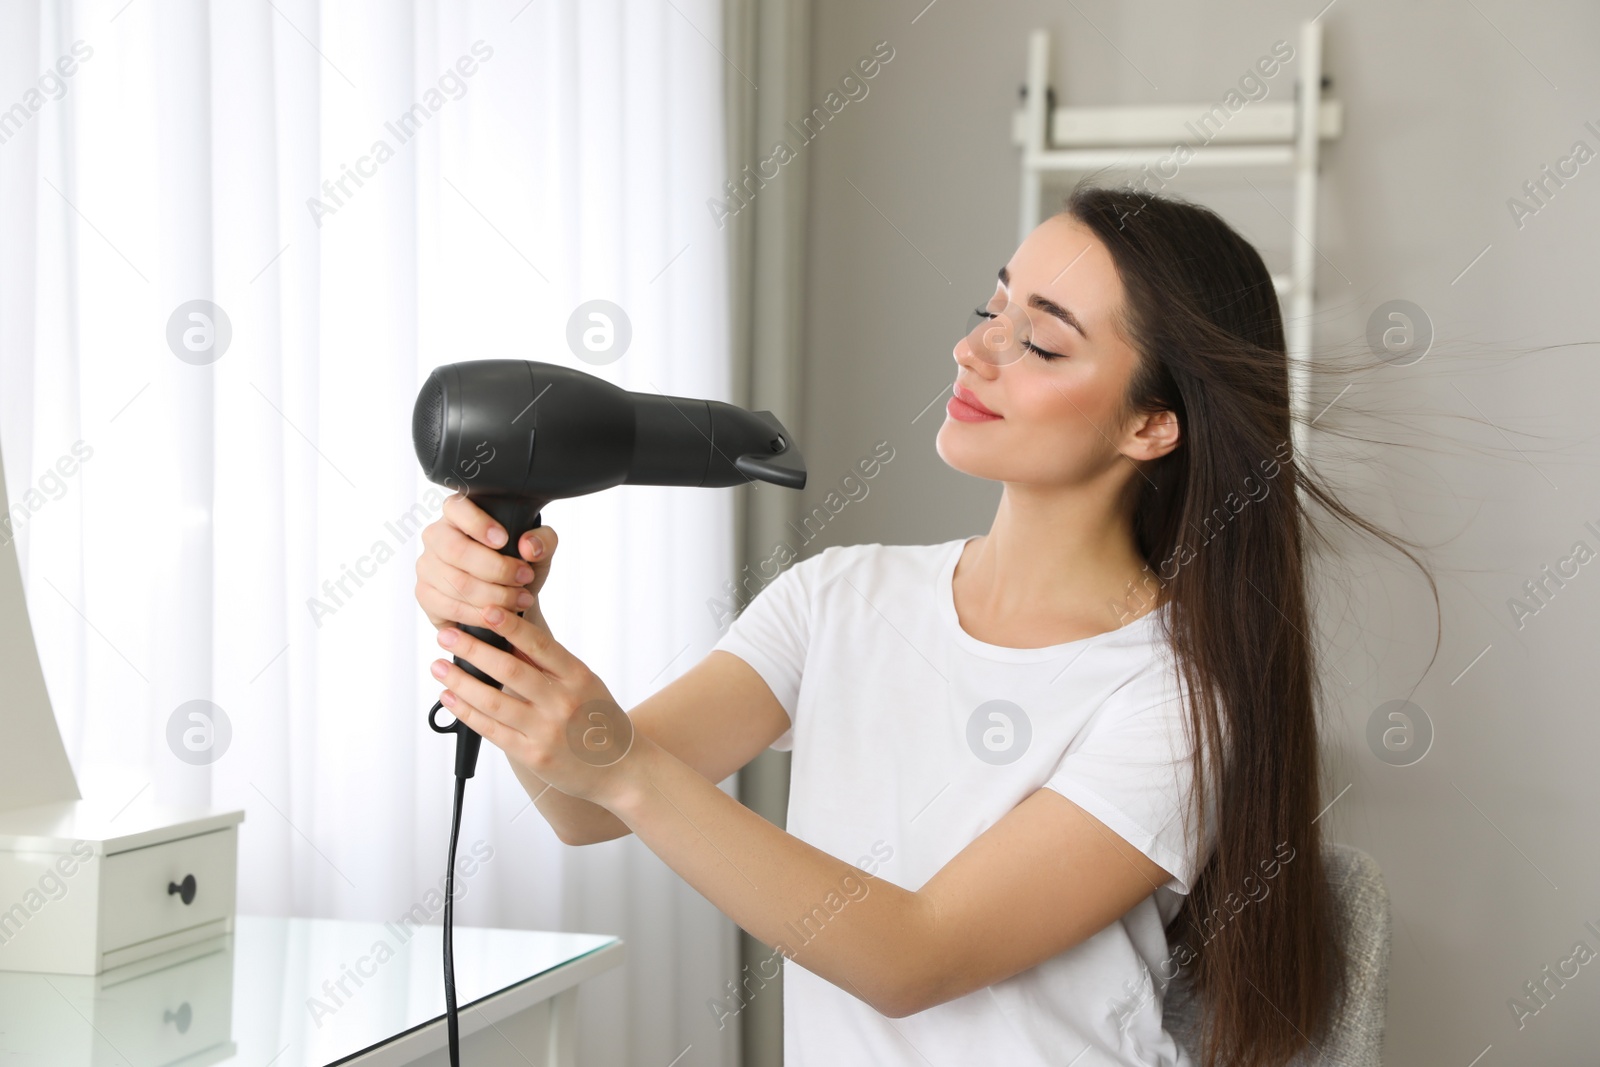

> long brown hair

[{"left": 1061, "top": 179, "right": 1438, "bottom": 1066}]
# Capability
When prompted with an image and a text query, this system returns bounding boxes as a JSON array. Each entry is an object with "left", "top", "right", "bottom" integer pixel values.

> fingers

[
  {"left": 416, "top": 497, "right": 561, "bottom": 642},
  {"left": 437, "top": 492, "right": 543, "bottom": 582},
  {"left": 478, "top": 602, "right": 578, "bottom": 680},
  {"left": 431, "top": 634, "right": 543, "bottom": 728},
  {"left": 424, "top": 513, "right": 535, "bottom": 589},
  {"left": 519, "top": 525, "right": 558, "bottom": 563},
  {"left": 518, "top": 526, "right": 559, "bottom": 597},
  {"left": 438, "top": 602, "right": 575, "bottom": 686},
  {"left": 416, "top": 576, "right": 516, "bottom": 632},
  {"left": 416, "top": 552, "right": 534, "bottom": 619},
  {"left": 416, "top": 580, "right": 467, "bottom": 631},
  {"left": 439, "top": 690, "right": 519, "bottom": 755},
  {"left": 443, "top": 491, "right": 511, "bottom": 550}
]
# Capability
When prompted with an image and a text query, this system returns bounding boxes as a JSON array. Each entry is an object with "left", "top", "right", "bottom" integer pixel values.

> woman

[{"left": 414, "top": 183, "right": 1415, "bottom": 1066}]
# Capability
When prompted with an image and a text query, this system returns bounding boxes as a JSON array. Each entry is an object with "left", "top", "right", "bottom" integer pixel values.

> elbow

[
  {"left": 552, "top": 826, "right": 591, "bottom": 846},
  {"left": 553, "top": 823, "right": 631, "bottom": 847},
  {"left": 867, "top": 898, "right": 946, "bottom": 1018},
  {"left": 866, "top": 959, "right": 944, "bottom": 1019},
  {"left": 871, "top": 948, "right": 974, "bottom": 1017},
  {"left": 874, "top": 992, "right": 922, "bottom": 1021},
  {"left": 873, "top": 978, "right": 936, "bottom": 1020},
  {"left": 881, "top": 977, "right": 970, "bottom": 1019}
]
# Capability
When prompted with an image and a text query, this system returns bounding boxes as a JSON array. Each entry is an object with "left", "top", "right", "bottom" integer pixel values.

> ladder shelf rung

[
  {"left": 1012, "top": 100, "right": 1343, "bottom": 149},
  {"left": 1025, "top": 145, "right": 1297, "bottom": 171}
]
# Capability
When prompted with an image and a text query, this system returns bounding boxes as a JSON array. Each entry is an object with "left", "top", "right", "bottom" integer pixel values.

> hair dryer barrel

[
  {"left": 413, "top": 359, "right": 805, "bottom": 499},
  {"left": 413, "top": 360, "right": 636, "bottom": 499}
]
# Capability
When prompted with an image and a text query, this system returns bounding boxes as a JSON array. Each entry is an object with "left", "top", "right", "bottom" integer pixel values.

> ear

[{"left": 1122, "top": 408, "right": 1180, "bottom": 463}]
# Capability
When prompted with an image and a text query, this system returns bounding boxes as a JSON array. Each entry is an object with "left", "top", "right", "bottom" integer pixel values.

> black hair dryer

[{"left": 412, "top": 358, "right": 807, "bottom": 777}]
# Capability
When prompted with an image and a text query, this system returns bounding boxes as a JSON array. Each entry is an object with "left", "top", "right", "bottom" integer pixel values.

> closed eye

[{"left": 973, "top": 307, "right": 1068, "bottom": 362}]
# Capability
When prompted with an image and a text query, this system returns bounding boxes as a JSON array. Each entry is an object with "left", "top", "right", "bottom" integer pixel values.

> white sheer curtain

[{"left": 0, "top": 1, "right": 741, "bottom": 1063}]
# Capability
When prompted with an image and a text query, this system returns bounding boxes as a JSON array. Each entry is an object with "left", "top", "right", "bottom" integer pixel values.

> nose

[
  {"left": 953, "top": 328, "right": 994, "bottom": 375},
  {"left": 954, "top": 306, "right": 1027, "bottom": 369}
]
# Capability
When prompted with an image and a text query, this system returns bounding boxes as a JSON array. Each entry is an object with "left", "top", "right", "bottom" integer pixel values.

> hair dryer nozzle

[{"left": 712, "top": 404, "right": 806, "bottom": 490}]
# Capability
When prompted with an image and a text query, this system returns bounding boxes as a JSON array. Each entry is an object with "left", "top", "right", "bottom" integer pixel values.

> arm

[
  {"left": 431, "top": 606, "right": 1178, "bottom": 1019},
  {"left": 509, "top": 649, "right": 792, "bottom": 845},
  {"left": 603, "top": 738, "right": 1175, "bottom": 1017}
]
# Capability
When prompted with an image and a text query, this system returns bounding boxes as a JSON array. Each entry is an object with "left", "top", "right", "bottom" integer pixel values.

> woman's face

[{"left": 936, "top": 212, "right": 1176, "bottom": 488}]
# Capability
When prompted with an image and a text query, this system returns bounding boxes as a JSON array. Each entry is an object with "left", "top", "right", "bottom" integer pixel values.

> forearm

[
  {"left": 508, "top": 759, "right": 631, "bottom": 844},
  {"left": 605, "top": 737, "right": 933, "bottom": 1016}
]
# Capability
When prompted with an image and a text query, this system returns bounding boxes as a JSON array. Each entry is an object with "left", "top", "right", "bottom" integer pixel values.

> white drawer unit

[
  {"left": 0, "top": 932, "right": 238, "bottom": 1066},
  {"left": 0, "top": 798, "right": 244, "bottom": 975}
]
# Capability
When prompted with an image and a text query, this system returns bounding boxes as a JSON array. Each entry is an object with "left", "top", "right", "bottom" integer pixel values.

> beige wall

[{"left": 785, "top": 0, "right": 1600, "bottom": 1061}]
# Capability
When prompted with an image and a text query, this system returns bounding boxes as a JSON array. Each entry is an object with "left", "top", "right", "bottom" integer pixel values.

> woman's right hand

[{"left": 415, "top": 493, "right": 558, "bottom": 634}]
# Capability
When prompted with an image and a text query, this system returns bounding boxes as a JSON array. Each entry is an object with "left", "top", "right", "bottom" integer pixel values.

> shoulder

[
  {"left": 1083, "top": 617, "right": 1218, "bottom": 763},
  {"left": 1112, "top": 613, "right": 1185, "bottom": 700},
  {"left": 784, "top": 539, "right": 960, "bottom": 594}
]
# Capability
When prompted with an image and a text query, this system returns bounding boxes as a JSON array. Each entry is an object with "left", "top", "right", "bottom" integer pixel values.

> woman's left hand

[{"left": 431, "top": 604, "right": 640, "bottom": 808}]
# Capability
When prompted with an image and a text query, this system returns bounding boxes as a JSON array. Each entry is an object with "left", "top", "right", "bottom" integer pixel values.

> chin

[{"left": 935, "top": 421, "right": 1004, "bottom": 479}]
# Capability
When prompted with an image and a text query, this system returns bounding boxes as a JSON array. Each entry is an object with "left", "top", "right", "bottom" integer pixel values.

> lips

[{"left": 953, "top": 382, "right": 999, "bottom": 417}]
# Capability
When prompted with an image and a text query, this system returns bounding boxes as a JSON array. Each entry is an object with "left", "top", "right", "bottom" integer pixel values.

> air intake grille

[{"left": 413, "top": 374, "right": 445, "bottom": 469}]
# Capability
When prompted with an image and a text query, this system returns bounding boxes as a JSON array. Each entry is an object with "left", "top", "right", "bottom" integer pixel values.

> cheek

[
  {"left": 1009, "top": 367, "right": 1131, "bottom": 477},
  {"left": 1014, "top": 366, "right": 1114, "bottom": 430}
]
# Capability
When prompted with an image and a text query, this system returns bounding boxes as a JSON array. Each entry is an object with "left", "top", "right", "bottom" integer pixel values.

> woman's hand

[
  {"left": 416, "top": 492, "right": 557, "bottom": 636},
  {"left": 430, "top": 604, "right": 645, "bottom": 808}
]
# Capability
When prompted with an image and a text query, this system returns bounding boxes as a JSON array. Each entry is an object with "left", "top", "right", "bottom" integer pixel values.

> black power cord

[
  {"left": 423, "top": 504, "right": 540, "bottom": 1066},
  {"left": 443, "top": 768, "right": 468, "bottom": 1063},
  {"left": 429, "top": 696, "right": 484, "bottom": 1067}
]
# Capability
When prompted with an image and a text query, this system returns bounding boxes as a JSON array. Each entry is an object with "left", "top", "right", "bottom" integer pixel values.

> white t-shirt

[{"left": 710, "top": 537, "right": 1215, "bottom": 1067}]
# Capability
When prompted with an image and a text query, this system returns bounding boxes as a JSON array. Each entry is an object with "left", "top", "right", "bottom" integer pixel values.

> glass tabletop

[{"left": 0, "top": 914, "right": 620, "bottom": 1066}]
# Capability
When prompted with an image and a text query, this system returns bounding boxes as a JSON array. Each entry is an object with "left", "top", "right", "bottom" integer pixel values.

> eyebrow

[{"left": 998, "top": 265, "right": 1088, "bottom": 340}]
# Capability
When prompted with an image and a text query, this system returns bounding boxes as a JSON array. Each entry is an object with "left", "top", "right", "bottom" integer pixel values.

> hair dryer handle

[{"left": 433, "top": 494, "right": 547, "bottom": 779}]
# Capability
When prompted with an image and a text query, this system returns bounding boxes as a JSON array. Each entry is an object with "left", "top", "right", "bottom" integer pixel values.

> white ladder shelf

[{"left": 1013, "top": 20, "right": 1341, "bottom": 456}]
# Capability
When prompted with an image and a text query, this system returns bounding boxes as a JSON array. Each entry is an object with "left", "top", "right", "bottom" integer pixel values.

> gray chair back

[{"left": 1160, "top": 842, "right": 1391, "bottom": 1066}]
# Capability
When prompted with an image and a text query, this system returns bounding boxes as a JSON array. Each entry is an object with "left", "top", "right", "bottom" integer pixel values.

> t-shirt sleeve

[
  {"left": 1041, "top": 653, "right": 1213, "bottom": 895},
  {"left": 708, "top": 555, "right": 817, "bottom": 752}
]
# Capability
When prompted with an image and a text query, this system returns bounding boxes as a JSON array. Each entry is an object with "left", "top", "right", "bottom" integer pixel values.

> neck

[{"left": 961, "top": 481, "right": 1165, "bottom": 629}]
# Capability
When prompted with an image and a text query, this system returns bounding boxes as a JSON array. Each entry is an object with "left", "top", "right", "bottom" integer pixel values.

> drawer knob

[
  {"left": 167, "top": 874, "right": 197, "bottom": 905},
  {"left": 164, "top": 1002, "right": 193, "bottom": 1034}
]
